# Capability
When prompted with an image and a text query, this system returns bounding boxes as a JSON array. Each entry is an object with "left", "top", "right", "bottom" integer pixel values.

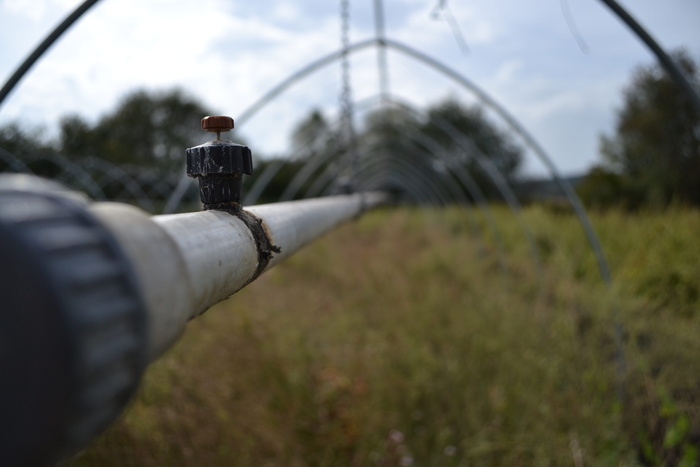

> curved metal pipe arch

[
  {"left": 2, "top": 0, "right": 692, "bottom": 125},
  {"left": 366, "top": 135, "right": 471, "bottom": 206},
  {"left": 276, "top": 110, "right": 465, "bottom": 204},
  {"left": 386, "top": 120, "right": 524, "bottom": 271},
  {"left": 329, "top": 152, "right": 450, "bottom": 205},
  {"left": 83, "top": 158, "right": 157, "bottom": 212},
  {"left": 243, "top": 158, "right": 286, "bottom": 205},
  {"left": 284, "top": 94, "right": 521, "bottom": 271},
  {"left": 0, "top": 147, "right": 31, "bottom": 173},
  {"left": 232, "top": 36, "right": 611, "bottom": 283},
  {"left": 0, "top": 0, "right": 102, "bottom": 107},
  {"left": 237, "top": 93, "right": 513, "bottom": 271},
  {"left": 1, "top": 151, "right": 107, "bottom": 201},
  {"left": 358, "top": 169, "right": 433, "bottom": 206},
  {"left": 380, "top": 96, "right": 542, "bottom": 273},
  {"left": 328, "top": 151, "right": 508, "bottom": 272},
  {"left": 281, "top": 146, "right": 345, "bottom": 202},
  {"left": 304, "top": 145, "right": 450, "bottom": 205},
  {"left": 359, "top": 119, "right": 511, "bottom": 271},
  {"left": 7, "top": 0, "right": 693, "bottom": 284},
  {"left": 380, "top": 39, "right": 612, "bottom": 283}
]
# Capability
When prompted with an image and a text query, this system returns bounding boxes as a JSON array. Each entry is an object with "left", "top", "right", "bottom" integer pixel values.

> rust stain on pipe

[{"left": 232, "top": 209, "right": 281, "bottom": 284}]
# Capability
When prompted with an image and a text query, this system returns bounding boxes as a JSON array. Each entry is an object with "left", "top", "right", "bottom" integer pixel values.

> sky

[{"left": 0, "top": 0, "right": 698, "bottom": 177}]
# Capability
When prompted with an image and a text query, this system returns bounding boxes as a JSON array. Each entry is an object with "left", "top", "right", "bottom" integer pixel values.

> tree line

[
  {"left": 1, "top": 49, "right": 698, "bottom": 208},
  {"left": 274, "top": 99, "right": 523, "bottom": 203},
  {"left": 577, "top": 49, "right": 700, "bottom": 209},
  {"left": 0, "top": 89, "right": 211, "bottom": 171},
  {"left": 0, "top": 89, "right": 524, "bottom": 204}
]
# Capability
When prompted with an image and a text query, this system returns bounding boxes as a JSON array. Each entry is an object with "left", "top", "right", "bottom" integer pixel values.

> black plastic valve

[
  {"left": 186, "top": 116, "right": 253, "bottom": 211},
  {"left": 0, "top": 175, "right": 148, "bottom": 467}
]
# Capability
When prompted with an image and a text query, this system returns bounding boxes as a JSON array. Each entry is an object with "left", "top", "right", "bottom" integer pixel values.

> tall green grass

[{"left": 68, "top": 206, "right": 699, "bottom": 466}]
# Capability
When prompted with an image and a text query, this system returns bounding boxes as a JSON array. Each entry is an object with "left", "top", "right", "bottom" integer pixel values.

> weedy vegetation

[{"left": 69, "top": 205, "right": 699, "bottom": 466}]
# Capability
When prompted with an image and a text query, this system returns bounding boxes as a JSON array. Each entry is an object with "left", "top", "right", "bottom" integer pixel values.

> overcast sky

[{"left": 1, "top": 0, "right": 698, "bottom": 176}]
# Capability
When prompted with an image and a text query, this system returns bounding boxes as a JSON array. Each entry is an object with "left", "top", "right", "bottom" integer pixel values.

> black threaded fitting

[
  {"left": 186, "top": 141, "right": 253, "bottom": 209},
  {"left": 186, "top": 116, "right": 253, "bottom": 211}
]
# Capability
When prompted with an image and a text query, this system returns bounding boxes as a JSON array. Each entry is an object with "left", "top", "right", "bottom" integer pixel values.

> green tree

[
  {"left": 600, "top": 49, "right": 700, "bottom": 206},
  {"left": 0, "top": 121, "right": 61, "bottom": 176},
  {"left": 358, "top": 100, "right": 522, "bottom": 200},
  {"left": 361, "top": 105, "right": 430, "bottom": 180},
  {"left": 422, "top": 100, "right": 521, "bottom": 177},
  {"left": 244, "top": 158, "right": 306, "bottom": 203},
  {"left": 576, "top": 165, "right": 645, "bottom": 210},
  {"left": 59, "top": 114, "right": 97, "bottom": 158},
  {"left": 0, "top": 121, "right": 55, "bottom": 158},
  {"left": 291, "top": 110, "right": 333, "bottom": 159},
  {"left": 420, "top": 99, "right": 522, "bottom": 198},
  {"left": 59, "top": 88, "right": 213, "bottom": 168},
  {"left": 287, "top": 100, "right": 523, "bottom": 201}
]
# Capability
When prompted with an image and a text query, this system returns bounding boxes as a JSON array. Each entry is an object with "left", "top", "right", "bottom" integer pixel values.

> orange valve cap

[{"left": 201, "top": 116, "right": 234, "bottom": 133}]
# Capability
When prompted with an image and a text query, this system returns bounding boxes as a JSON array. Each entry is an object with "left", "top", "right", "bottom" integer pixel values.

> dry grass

[{"left": 68, "top": 206, "right": 699, "bottom": 466}]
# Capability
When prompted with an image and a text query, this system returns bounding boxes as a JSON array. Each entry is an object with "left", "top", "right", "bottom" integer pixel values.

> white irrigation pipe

[
  {"left": 91, "top": 191, "right": 388, "bottom": 361},
  {"left": 0, "top": 174, "right": 388, "bottom": 466}
]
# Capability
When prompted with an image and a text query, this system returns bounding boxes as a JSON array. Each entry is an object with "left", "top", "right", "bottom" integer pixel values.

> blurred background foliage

[
  {"left": 0, "top": 88, "right": 524, "bottom": 207},
  {"left": 1, "top": 39, "right": 699, "bottom": 466},
  {"left": 66, "top": 205, "right": 700, "bottom": 466},
  {"left": 1, "top": 49, "right": 698, "bottom": 210},
  {"left": 578, "top": 49, "right": 700, "bottom": 209}
]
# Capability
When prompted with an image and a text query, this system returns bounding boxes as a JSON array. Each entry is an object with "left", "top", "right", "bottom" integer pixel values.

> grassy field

[{"left": 68, "top": 205, "right": 700, "bottom": 466}]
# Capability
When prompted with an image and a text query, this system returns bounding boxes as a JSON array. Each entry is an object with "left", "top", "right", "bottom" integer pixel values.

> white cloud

[
  {"left": 1, "top": 0, "right": 699, "bottom": 175},
  {"left": 494, "top": 60, "right": 523, "bottom": 85},
  {"left": 1, "top": 0, "right": 75, "bottom": 21}
]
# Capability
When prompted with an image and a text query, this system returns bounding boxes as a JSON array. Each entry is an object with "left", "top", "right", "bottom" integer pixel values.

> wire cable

[
  {"left": 560, "top": 0, "right": 589, "bottom": 54},
  {"left": 432, "top": 0, "right": 469, "bottom": 55}
]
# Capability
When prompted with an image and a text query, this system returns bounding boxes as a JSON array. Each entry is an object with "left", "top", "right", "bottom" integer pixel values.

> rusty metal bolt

[{"left": 186, "top": 116, "right": 253, "bottom": 211}]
